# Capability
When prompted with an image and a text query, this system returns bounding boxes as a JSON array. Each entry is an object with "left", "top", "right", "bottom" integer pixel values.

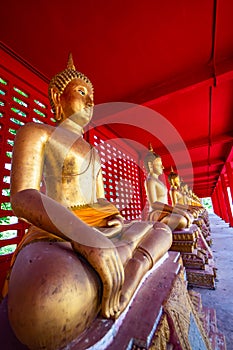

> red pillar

[
  {"left": 221, "top": 173, "right": 233, "bottom": 227},
  {"left": 217, "top": 180, "right": 229, "bottom": 223},
  {"left": 225, "top": 162, "right": 233, "bottom": 204},
  {"left": 215, "top": 184, "right": 222, "bottom": 218},
  {"left": 215, "top": 183, "right": 224, "bottom": 221},
  {"left": 215, "top": 189, "right": 221, "bottom": 217},
  {"left": 211, "top": 190, "right": 219, "bottom": 216}
]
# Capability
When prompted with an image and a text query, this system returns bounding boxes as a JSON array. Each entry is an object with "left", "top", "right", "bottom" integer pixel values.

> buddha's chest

[
  {"left": 44, "top": 136, "right": 100, "bottom": 178},
  {"left": 154, "top": 179, "right": 167, "bottom": 193}
]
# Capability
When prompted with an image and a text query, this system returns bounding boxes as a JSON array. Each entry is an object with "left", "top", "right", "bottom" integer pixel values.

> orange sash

[{"left": 70, "top": 202, "right": 120, "bottom": 227}]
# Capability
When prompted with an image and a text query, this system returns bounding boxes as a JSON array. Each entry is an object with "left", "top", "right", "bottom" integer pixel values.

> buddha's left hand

[{"left": 106, "top": 214, "right": 124, "bottom": 234}]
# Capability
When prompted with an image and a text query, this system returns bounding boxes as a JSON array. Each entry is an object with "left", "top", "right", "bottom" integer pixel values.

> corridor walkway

[{"left": 193, "top": 213, "right": 233, "bottom": 350}]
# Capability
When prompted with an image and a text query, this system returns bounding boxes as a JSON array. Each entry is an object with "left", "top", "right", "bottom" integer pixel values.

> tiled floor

[{"left": 193, "top": 213, "right": 233, "bottom": 350}]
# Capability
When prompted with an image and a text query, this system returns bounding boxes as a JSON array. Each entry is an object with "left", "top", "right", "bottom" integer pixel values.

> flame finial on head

[
  {"left": 67, "top": 52, "right": 76, "bottom": 70},
  {"left": 147, "top": 142, "right": 160, "bottom": 158},
  {"left": 148, "top": 142, "right": 154, "bottom": 152}
]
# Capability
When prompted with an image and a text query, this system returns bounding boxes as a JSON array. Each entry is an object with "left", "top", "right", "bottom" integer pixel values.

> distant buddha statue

[
  {"left": 180, "top": 181, "right": 189, "bottom": 204},
  {"left": 144, "top": 145, "right": 193, "bottom": 231},
  {"left": 168, "top": 167, "right": 183, "bottom": 203},
  {"left": 4, "top": 54, "right": 172, "bottom": 350},
  {"left": 168, "top": 168, "right": 201, "bottom": 218},
  {"left": 168, "top": 169, "right": 211, "bottom": 239}
]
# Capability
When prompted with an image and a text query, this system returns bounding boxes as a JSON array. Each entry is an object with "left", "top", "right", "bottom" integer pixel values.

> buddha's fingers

[
  {"left": 112, "top": 250, "right": 124, "bottom": 316},
  {"left": 105, "top": 218, "right": 124, "bottom": 315},
  {"left": 100, "top": 256, "right": 116, "bottom": 318},
  {"left": 71, "top": 240, "right": 124, "bottom": 318},
  {"left": 108, "top": 257, "right": 121, "bottom": 317},
  {"left": 101, "top": 250, "right": 124, "bottom": 318},
  {"left": 101, "top": 280, "right": 112, "bottom": 318}
]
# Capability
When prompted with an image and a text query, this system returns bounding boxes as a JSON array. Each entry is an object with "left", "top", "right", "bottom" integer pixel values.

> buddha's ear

[
  {"left": 148, "top": 161, "right": 153, "bottom": 172},
  {"left": 50, "top": 87, "right": 63, "bottom": 121},
  {"left": 50, "top": 87, "right": 61, "bottom": 107}
]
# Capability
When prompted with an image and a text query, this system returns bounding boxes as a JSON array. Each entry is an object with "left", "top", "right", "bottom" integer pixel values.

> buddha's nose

[{"left": 86, "top": 96, "right": 94, "bottom": 107}]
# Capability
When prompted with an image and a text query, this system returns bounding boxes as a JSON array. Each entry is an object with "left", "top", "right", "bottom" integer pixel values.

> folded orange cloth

[
  {"left": 148, "top": 210, "right": 169, "bottom": 222},
  {"left": 70, "top": 202, "right": 120, "bottom": 227}
]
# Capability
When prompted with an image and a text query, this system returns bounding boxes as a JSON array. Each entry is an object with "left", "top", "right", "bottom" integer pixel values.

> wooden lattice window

[
  {"left": 0, "top": 68, "right": 55, "bottom": 259},
  {"left": 89, "top": 128, "right": 146, "bottom": 221}
]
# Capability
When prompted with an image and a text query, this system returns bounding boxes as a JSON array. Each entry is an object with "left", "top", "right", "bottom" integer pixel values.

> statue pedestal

[
  {"left": 186, "top": 265, "right": 216, "bottom": 290},
  {"left": 181, "top": 249, "right": 206, "bottom": 270},
  {"left": 64, "top": 251, "right": 213, "bottom": 350},
  {"left": 70, "top": 251, "right": 182, "bottom": 349},
  {"left": 170, "top": 224, "right": 199, "bottom": 253},
  {"left": 170, "top": 225, "right": 217, "bottom": 289},
  {"left": 0, "top": 251, "right": 222, "bottom": 349}
]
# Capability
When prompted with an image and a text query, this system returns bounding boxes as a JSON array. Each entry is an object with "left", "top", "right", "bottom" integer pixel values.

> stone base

[
  {"left": 170, "top": 240, "right": 196, "bottom": 253},
  {"left": 186, "top": 265, "right": 215, "bottom": 289},
  {"left": 69, "top": 251, "right": 183, "bottom": 350},
  {"left": 181, "top": 249, "right": 206, "bottom": 270},
  {"left": 171, "top": 224, "right": 217, "bottom": 290},
  {"left": 170, "top": 224, "right": 202, "bottom": 253},
  {"left": 0, "top": 251, "right": 216, "bottom": 350},
  {"left": 172, "top": 228, "right": 198, "bottom": 242}
]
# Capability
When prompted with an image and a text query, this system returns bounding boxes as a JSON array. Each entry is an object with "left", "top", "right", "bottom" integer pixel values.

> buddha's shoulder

[
  {"left": 147, "top": 175, "right": 163, "bottom": 185},
  {"left": 16, "top": 122, "right": 55, "bottom": 139}
]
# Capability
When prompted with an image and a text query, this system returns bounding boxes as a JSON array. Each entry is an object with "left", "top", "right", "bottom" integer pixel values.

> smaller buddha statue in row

[
  {"left": 168, "top": 169, "right": 202, "bottom": 219},
  {"left": 144, "top": 145, "right": 193, "bottom": 231},
  {"left": 168, "top": 169, "right": 211, "bottom": 239}
]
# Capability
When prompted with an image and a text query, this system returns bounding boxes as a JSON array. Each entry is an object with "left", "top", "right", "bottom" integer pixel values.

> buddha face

[
  {"left": 60, "top": 78, "right": 94, "bottom": 127},
  {"left": 174, "top": 175, "right": 181, "bottom": 187},
  {"left": 150, "top": 157, "right": 164, "bottom": 176}
]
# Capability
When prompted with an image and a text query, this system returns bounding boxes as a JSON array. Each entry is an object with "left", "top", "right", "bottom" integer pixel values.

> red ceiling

[{"left": 1, "top": 0, "right": 233, "bottom": 198}]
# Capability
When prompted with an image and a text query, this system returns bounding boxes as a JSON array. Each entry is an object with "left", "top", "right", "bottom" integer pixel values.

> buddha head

[
  {"left": 48, "top": 54, "right": 94, "bottom": 125},
  {"left": 144, "top": 143, "right": 164, "bottom": 176},
  {"left": 168, "top": 167, "right": 180, "bottom": 188}
]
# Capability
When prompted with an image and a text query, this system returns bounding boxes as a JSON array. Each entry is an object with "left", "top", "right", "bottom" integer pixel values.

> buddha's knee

[
  {"left": 8, "top": 241, "right": 101, "bottom": 350},
  {"left": 179, "top": 215, "right": 189, "bottom": 229},
  {"left": 137, "top": 223, "right": 172, "bottom": 265},
  {"left": 163, "top": 214, "right": 187, "bottom": 230}
]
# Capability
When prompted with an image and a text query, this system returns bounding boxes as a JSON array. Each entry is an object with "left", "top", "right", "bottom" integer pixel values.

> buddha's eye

[{"left": 78, "top": 89, "right": 85, "bottom": 96}]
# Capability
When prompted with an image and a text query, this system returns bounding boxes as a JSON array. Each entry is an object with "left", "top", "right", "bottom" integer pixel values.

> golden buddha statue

[
  {"left": 5, "top": 54, "right": 172, "bottom": 350},
  {"left": 168, "top": 169, "right": 201, "bottom": 218},
  {"left": 168, "top": 170, "right": 211, "bottom": 240},
  {"left": 144, "top": 146, "right": 193, "bottom": 231},
  {"left": 180, "top": 181, "right": 189, "bottom": 204}
]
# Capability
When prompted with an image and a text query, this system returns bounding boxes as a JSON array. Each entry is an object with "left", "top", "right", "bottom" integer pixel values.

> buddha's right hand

[{"left": 71, "top": 236, "right": 124, "bottom": 318}]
